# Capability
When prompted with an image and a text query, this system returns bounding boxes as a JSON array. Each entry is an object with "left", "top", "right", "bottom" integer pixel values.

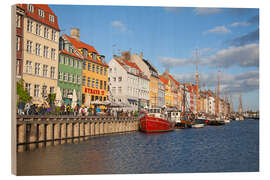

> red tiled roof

[
  {"left": 64, "top": 34, "right": 108, "bottom": 67},
  {"left": 167, "top": 74, "right": 179, "bottom": 86},
  {"left": 159, "top": 76, "right": 168, "bottom": 85},
  {"left": 59, "top": 49, "right": 82, "bottom": 59},
  {"left": 20, "top": 4, "right": 60, "bottom": 31},
  {"left": 115, "top": 58, "right": 149, "bottom": 80}
]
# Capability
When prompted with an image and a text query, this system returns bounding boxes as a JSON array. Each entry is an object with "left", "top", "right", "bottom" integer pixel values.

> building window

[
  {"left": 50, "top": 67, "right": 55, "bottom": 79},
  {"left": 100, "top": 67, "right": 103, "bottom": 75},
  {"left": 82, "top": 76, "right": 86, "bottom": 86},
  {"left": 49, "top": 14, "right": 55, "bottom": 23},
  {"left": 51, "top": 30, "right": 56, "bottom": 41},
  {"left": 42, "top": 85, "right": 47, "bottom": 97},
  {"left": 88, "top": 63, "right": 91, "bottom": 71},
  {"left": 63, "top": 72, "right": 67, "bottom": 81},
  {"left": 77, "top": 76, "right": 81, "bottom": 85},
  {"left": 59, "top": 56, "right": 63, "bottom": 64},
  {"left": 44, "top": 27, "right": 49, "bottom": 38},
  {"left": 35, "top": 63, "right": 40, "bottom": 75},
  {"left": 68, "top": 73, "right": 72, "bottom": 82},
  {"left": 112, "top": 87, "right": 116, "bottom": 94},
  {"left": 25, "top": 60, "right": 32, "bottom": 74},
  {"left": 92, "top": 78, "right": 95, "bottom": 88},
  {"left": 25, "top": 83, "right": 31, "bottom": 95},
  {"left": 113, "top": 77, "right": 116, "bottom": 82},
  {"left": 27, "top": 19, "right": 33, "bottom": 32},
  {"left": 100, "top": 80, "right": 103, "bottom": 89},
  {"left": 43, "top": 46, "right": 49, "bottom": 58},
  {"left": 27, "top": 4, "right": 34, "bottom": 13},
  {"left": 68, "top": 57, "right": 71, "bottom": 66},
  {"left": 35, "top": 43, "right": 41, "bottom": 56},
  {"left": 77, "top": 61, "right": 80, "bottom": 69},
  {"left": 36, "top": 23, "right": 41, "bottom": 35},
  {"left": 38, "top": 9, "right": 45, "bottom": 18},
  {"left": 118, "top": 77, "right": 122, "bottom": 82},
  {"left": 96, "top": 79, "right": 99, "bottom": 89},
  {"left": 16, "top": 36, "right": 20, "bottom": 51},
  {"left": 92, "top": 64, "right": 95, "bottom": 72},
  {"left": 96, "top": 65, "right": 99, "bottom": 74},
  {"left": 91, "top": 95, "right": 95, "bottom": 101},
  {"left": 16, "top": 14, "right": 21, "bottom": 28},
  {"left": 99, "top": 96, "right": 103, "bottom": 101},
  {"left": 34, "top": 84, "right": 40, "bottom": 97},
  {"left": 104, "top": 81, "right": 107, "bottom": 90},
  {"left": 43, "top": 65, "right": 48, "bottom": 77},
  {"left": 83, "top": 62, "right": 86, "bottom": 69},
  {"left": 50, "top": 87, "right": 54, "bottom": 94},
  {"left": 73, "top": 59, "right": 76, "bottom": 67},
  {"left": 87, "top": 77, "right": 91, "bottom": 87},
  {"left": 26, "top": 40, "right": 32, "bottom": 53},
  {"left": 58, "top": 72, "right": 63, "bottom": 80},
  {"left": 72, "top": 74, "right": 75, "bottom": 83},
  {"left": 51, "top": 48, "right": 56, "bottom": 60},
  {"left": 104, "top": 97, "right": 106, "bottom": 101},
  {"left": 104, "top": 68, "right": 107, "bottom": 75}
]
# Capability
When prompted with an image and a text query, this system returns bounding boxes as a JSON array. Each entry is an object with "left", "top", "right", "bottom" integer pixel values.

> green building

[{"left": 58, "top": 35, "right": 83, "bottom": 105}]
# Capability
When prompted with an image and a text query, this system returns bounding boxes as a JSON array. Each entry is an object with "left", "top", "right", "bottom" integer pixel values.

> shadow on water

[{"left": 17, "top": 119, "right": 259, "bottom": 175}]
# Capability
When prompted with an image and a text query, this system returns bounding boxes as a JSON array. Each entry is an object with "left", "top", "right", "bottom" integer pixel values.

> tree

[
  {"left": 47, "top": 93, "right": 56, "bottom": 105},
  {"left": 16, "top": 79, "right": 32, "bottom": 103}
]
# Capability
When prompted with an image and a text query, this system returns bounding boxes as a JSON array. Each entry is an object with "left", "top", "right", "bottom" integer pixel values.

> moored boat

[{"left": 139, "top": 107, "right": 175, "bottom": 133}]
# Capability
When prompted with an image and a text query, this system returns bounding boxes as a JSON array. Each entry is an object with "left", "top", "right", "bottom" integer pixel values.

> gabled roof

[
  {"left": 159, "top": 76, "right": 168, "bottom": 85},
  {"left": 20, "top": 4, "right": 60, "bottom": 31},
  {"left": 63, "top": 34, "right": 108, "bottom": 67},
  {"left": 59, "top": 49, "right": 83, "bottom": 60},
  {"left": 143, "top": 59, "right": 158, "bottom": 74},
  {"left": 168, "top": 74, "right": 180, "bottom": 86},
  {"left": 115, "top": 58, "right": 149, "bottom": 80}
]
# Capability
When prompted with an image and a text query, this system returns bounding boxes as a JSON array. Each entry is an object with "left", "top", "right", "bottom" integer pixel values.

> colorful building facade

[
  {"left": 21, "top": 4, "right": 60, "bottom": 105},
  {"left": 64, "top": 28, "right": 109, "bottom": 105},
  {"left": 58, "top": 34, "right": 84, "bottom": 105}
]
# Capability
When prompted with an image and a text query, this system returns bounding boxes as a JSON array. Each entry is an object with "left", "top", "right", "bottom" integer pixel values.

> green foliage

[
  {"left": 16, "top": 79, "right": 32, "bottom": 103},
  {"left": 47, "top": 93, "right": 56, "bottom": 105}
]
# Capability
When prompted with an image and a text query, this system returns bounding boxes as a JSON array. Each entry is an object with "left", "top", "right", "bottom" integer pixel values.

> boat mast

[
  {"left": 238, "top": 93, "right": 243, "bottom": 114},
  {"left": 216, "top": 71, "right": 220, "bottom": 116},
  {"left": 195, "top": 49, "right": 199, "bottom": 115}
]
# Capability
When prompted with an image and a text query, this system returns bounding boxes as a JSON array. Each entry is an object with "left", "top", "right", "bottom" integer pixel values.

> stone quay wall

[{"left": 16, "top": 115, "right": 140, "bottom": 152}]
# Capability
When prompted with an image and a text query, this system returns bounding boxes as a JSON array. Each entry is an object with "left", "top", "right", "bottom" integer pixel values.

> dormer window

[
  {"left": 27, "top": 4, "right": 34, "bottom": 13},
  {"left": 49, "top": 14, "right": 55, "bottom": 23},
  {"left": 100, "top": 55, "right": 105, "bottom": 62},
  {"left": 82, "top": 48, "right": 88, "bottom": 58},
  {"left": 92, "top": 52, "right": 97, "bottom": 60},
  {"left": 38, "top": 9, "right": 45, "bottom": 18}
]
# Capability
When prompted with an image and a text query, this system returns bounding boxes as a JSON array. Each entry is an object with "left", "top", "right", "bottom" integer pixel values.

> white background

[{"left": 1, "top": 0, "right": 269, "bottom": 179}]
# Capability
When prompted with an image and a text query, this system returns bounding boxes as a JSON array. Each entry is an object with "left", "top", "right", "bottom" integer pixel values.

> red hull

[{"left": 140, "top": 115, "right": 174, "bottom": 133}]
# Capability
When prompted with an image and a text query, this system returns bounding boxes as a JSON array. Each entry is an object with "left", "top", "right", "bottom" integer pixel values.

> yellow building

[
  {"left": 65, "top": 29, "right": 108, "bottom": 106},
  {"left": 160, "top": 76, "right": 173, "bottom": 107},
  {"left": 149, "top": 76, "right": 159, "bottom": 107},
  {"left": 21, "top": 4, "right": 60, "bottom": 105}
]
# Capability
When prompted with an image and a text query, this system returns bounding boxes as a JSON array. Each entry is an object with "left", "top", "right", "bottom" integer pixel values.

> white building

[{"left": 108, "top": 55, "right": 149, "bottom": 111}]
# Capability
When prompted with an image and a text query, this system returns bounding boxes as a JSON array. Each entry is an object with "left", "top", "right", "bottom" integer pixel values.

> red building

[{"left": 15, "top": 5, "right": 25, "bottom": 79}]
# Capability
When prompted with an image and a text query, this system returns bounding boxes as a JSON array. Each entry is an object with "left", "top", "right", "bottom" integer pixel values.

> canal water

[{"left": 17, "top": 119, "right": 259, "bottom": 175}]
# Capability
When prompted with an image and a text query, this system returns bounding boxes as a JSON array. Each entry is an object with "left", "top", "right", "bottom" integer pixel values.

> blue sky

[{"left": 50, "top": 5, "right": 259, "bottom": 111}]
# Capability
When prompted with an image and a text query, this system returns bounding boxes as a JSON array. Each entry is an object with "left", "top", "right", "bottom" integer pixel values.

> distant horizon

[{"left": 50, "top": 5, "right": 259, "bottom": 111}]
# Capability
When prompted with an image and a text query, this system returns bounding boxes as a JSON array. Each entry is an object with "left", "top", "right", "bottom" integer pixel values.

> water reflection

[{"left": 17, "top": 120, "right": 259, "bottom": 175}]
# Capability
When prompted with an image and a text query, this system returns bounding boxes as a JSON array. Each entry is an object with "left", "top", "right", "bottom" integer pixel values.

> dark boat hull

[{"left": 140, "top": 115, "right": 174, "bottom": 133}]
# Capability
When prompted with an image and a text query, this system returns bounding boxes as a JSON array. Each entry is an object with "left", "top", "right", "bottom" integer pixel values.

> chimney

[
  {"left": 165, "top": 68, "right": 169, "bottom": 74},
  {"left": 121, "top": 51, "right": 131, "bottom": 61},
  {"left": 140, "top": 52, "right": 143, "bottom": 58},
  {"left": 70, "top": 28, "right": 80, "bottom": 41}
]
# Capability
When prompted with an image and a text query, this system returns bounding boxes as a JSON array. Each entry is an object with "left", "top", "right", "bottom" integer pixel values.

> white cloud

[
  {"left": 194, "top": 8, "right": 221, "bottom": 15},
  {"left": 208, "top": 43, "right": 259, "bottom": 68},
  {"left": 159, "top": 44, "right": 259, "bottom": 69},
  {"left": 231, "top": 22, "right": 250, "bottom": 27},
  {"left": 204, "top": 26, "right": 231, "bottom": 34},
  {"left": 174, "top": 70, "right": 259, "bottom": 95},
  {"left": 111, "top": 20, "right": 128, "bottom": 32}
]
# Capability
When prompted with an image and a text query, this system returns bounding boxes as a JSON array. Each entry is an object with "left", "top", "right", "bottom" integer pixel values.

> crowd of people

[{"left": 17, "top": 101, "right": 138, "bottom": 117}]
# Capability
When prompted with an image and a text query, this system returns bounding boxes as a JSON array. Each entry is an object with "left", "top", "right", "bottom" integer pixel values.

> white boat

[
  {"left": 192, "top": 123, "right": 205, "bottom": 128},
  {"left": 224, "top": 119, "right": 230, "bottom": 123}
]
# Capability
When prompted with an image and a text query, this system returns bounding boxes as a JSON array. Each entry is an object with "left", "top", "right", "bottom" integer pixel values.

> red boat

[{"left": 139, "top": 108, "right": 175, "bottom": 133}]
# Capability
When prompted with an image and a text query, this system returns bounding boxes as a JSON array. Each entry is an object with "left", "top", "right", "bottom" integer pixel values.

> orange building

[{"left": 65, "top": 28, "right": 109, "bottom": 106}]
